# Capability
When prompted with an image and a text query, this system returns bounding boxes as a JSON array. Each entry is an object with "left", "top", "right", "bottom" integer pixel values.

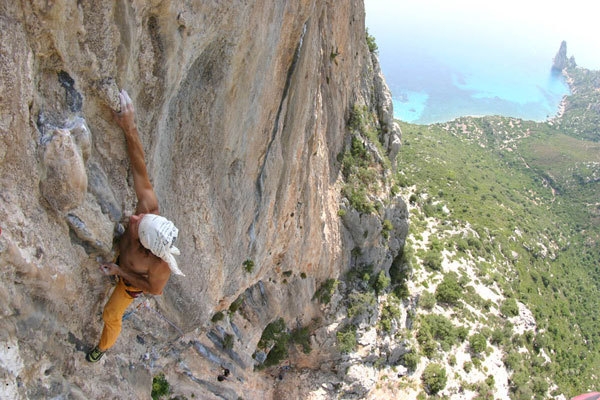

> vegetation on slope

[
  {"left": 555, "top": 66, "right": 600, "bottom": 141},
  {"left": 397, "top": 102, "right": 600, "bottom": 397},
  {"left": 333, "top": 33, "right": 599, "bottom": 397}
]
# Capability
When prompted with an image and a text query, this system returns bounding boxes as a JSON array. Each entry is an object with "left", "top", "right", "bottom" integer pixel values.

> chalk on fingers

[{"left": 121, "top": 89, "right": 132, "bottom": 105}]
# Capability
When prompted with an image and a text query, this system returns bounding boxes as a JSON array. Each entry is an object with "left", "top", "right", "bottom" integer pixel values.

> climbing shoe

[{"left": 85, "top": 346, "right": 105, "bottom": 363}]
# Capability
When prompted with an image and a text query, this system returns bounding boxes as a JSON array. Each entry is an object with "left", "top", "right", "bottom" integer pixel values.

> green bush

[
  {"left": 290, "top": 326, "right": 312, "bottom": 354},
  {"left": 435, "top": 273, "right": 462, "bottom": 305},
  {"left": 264, "top": 338, "right": 289, "bottom": 367},
  {"left": 379, "top": 300, "right": 401, "bottom": 333},
  {"left": 421, "top": 363, "right": 447, "bottom": 395},
  {"left": 258, "top": 318, "right": 290, "bottom": 367},
  {"left": 419, "top": 291, "right": 436, "bottom": 310},
  {"left": 500, "top": 298, "right": 519, "bottom": 317},
  {"left": 393, "top": 282, "right": 410, "bottom": 300},
  {"left": 372, "top": 270, "right": 391, "bottom": 295},
  {"left": 256, "top": 319, "right": 315, "bottom": 368},
  {"left": 455, "top": 237, "right": 469, "bottom": 253},
  {"left": 463, "top": 361, "right": 473, "bottom": 373},
  {"left": 313, "top": 278, "right": 338, "bottom": 304},
  {"left": 151, "top": 373, "right": 170, "bottom": 400},
  {"left": 416, "top": 328, "right": 437, "bottom": 358},
  {"left": 456, "top": 326, "right": 470, "bottom": 342},
  {"left": 423, "top": 250, "right": 443, "bottom": 271},
  {"left": 403, "top": 351, "right": 419, "bottom": 371},
  {"left": 420, "top": 314, "right": 458, "bottom": 351},
  {"left": 347, "top": 291, "right": 376, "bottom": 319},
  {"left": 467, "top": 236, "right": 482, "bottom": 250},
  {"left": 242, "top": 259, "right": 255, "bottom": 273},
  {"left": 490, "top": 328, "right": 507, "bottom": 346},
  {"left": 348, "top": 107, "right": 368, "bottom": 134},
  {"left": 258, "top": 318, "right": 286, "bottom": 349},
  {"left": 337, "top": 325, "right": 357, "bottom": 354},
  {"left": 531, "top": 376, "right": 549, "bottom": 396},
  {"left": 342, "top": 184, "right": 375, "bottom": 214},
  {"left": 211, "top": 311, "right": 225, "bottom": 323},
  {"left": 448, "top": 354, "right": 457, "bottom": 366},
  {"left": 382, "top": 219, "right": 393, "bottom": 239},
  {"left": 223, "top": 333, "right": 234, "bottom": 350},
  {"left": 469, "top": 333, "right": 487, "bottom": 354},
  {"left": 229, "top": 295, "right": 244, "bottom": 314},
  {"left": 366, "top": 29, "right": 378, "bottom": 53},
  {"left": 346, "top": 263, "right": 373, "bottom": 284},
  {"left": 503, "top": 351, "right": 522, "bottom": 371}
]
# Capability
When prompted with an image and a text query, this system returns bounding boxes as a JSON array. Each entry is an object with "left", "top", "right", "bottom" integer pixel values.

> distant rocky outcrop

[{"left": 552, "top": 40, "right": 577, "bottom": 72}]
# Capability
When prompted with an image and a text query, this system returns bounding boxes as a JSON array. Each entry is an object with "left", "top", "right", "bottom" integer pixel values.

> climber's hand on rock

[
  {"left": 113, "top": 89, "right": 136, "bottom": 132},
  {"left": 100, "top": 262, "right": 120, "bottom": 276}
]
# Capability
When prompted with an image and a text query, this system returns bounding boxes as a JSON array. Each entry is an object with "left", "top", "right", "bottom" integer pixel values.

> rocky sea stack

[{"left": 552, "top": 40, "right": 577, "bottom": 72}]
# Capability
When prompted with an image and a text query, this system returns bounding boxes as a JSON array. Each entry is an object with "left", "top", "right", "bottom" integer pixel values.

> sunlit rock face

[{"left": 0, "top": 1, "right": 404, "bottom": 398}]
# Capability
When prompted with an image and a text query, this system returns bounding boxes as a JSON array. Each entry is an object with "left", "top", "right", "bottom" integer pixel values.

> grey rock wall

[{"left": 0, "top": 1, "right": 405, "bottom": 398}]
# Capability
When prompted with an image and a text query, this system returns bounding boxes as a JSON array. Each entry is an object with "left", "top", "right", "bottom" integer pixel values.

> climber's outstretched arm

[{"left": 113, "top": 90, "right": 159, "bottom": 215}]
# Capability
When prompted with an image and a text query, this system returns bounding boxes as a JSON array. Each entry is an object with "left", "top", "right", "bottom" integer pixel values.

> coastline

[
  {"left": 393, "top": 77, "right": 569, "bottom": 124},
  {"left": 551, "top": 96, "right": 567, "bottom": 121},
  {"left": 548, "top": 70, "right": 574, "bottom": 123},
  {"left": 389, "top": 53, "right": 571, "bottom": 125}
]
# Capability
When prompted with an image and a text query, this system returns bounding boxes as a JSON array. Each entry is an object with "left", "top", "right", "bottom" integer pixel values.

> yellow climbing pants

[{"left": 99, "top": 278, "right": 142, "bottom": 351}]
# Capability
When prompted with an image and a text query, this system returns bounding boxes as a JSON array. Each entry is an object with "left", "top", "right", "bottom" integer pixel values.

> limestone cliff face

[{"left": 0, "top": 1, "right": 404, "bottom": 399}]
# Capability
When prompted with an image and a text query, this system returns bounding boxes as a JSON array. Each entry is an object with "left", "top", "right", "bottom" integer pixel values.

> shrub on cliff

[
  {"left": 422, "top": 249, "right": 443, "bottom": 271},
  {"left": 347, "top": 291, "right": 376, "bottom": 320},
  {"left": 151, "top": 373, "right": 170, "bottom": 400},
  {"left": 418, "top": 291, "right": 436, "bottom": 310},
  {"left": 378, "top": 296, "right": 401, "bottom": 333},
  {"left": 421, "top": 363, "right": 447, "bottom": 395},
  {"left": 469, "top": 333, "right": 487, "bottom": 355},
  {"left": 500, "top": 298, "right": 519, "bottom": 317},
  {"left": 290, "top": 325, "right": 312, "bottom": 354},
  {"left": 337, "top": 324, "right": 357, "bottom": 353},
  {"left": 372, "top": 270, "right": 391, "bottom": 295},
  {"left": 242, "top": 259, "right": 255, "bottom": 273},
  {"left": 313, "top": 278, "right": 339, "bottom": 304},
  {"left": 435, "top": 273, "right": 462, "bottom": 306},
  {"left": 420, "top": 314, "right": 460, "bottom": 351},
  {"left": 256, "top": 318, "right": 291, "bottom": 368},
  {"left": 365, "top": 29, "right": 378, "bottom": 54},
  {"left": 403, "top": 351, "right": 419, "bottom": 371}
]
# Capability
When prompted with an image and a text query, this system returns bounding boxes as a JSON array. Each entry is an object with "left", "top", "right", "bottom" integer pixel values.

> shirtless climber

[{"left": 86, "top": 90, "right": 183, "bottom": 363}]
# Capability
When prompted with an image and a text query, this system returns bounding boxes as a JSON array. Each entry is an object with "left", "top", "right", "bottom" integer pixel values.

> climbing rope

[
  {"left": 122, "top": 298, "right": 184, "bottom": 336},
  {"left": 143, "top": 301, "right": 185, "bottom": 336}
]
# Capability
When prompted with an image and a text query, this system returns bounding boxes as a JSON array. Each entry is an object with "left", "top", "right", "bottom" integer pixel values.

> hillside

[
  {"left": 555, "top": 67, "right": 600, "bottom": 142},
  {"left": 384, "top": 63, "right": 600, "bottom": 398}
]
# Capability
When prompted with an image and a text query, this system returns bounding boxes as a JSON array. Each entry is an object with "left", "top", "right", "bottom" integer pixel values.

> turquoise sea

[
  {"left": 364, "top": 1, "right": 600, "bottom": 125},
  {"left": 383, "top": 44, "right": 569, "bottom": 124}
]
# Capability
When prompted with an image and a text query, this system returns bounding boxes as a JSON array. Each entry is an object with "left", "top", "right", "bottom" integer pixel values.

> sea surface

[{"left": 364, "top": 1, "right": 600, "bottom": 125}]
